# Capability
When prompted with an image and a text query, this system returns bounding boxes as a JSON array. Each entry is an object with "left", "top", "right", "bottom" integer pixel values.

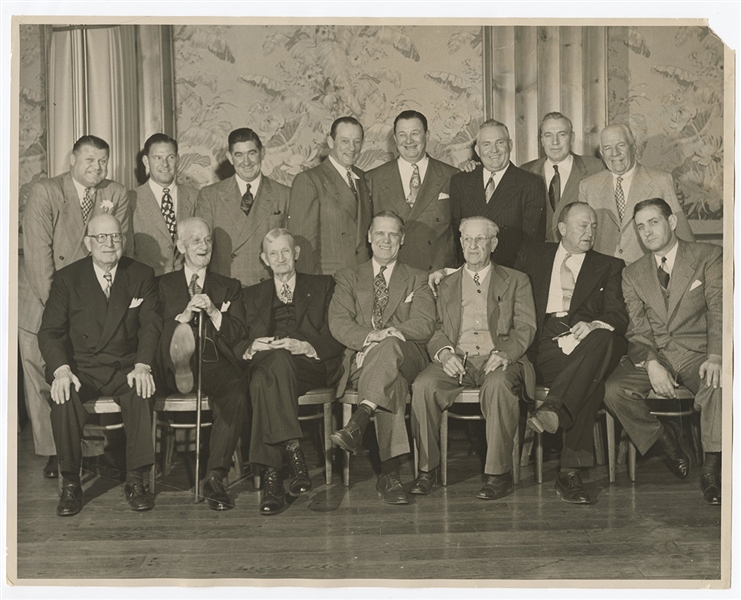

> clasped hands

[
  {"left": 51, "top": 363, "right": 155, "bottom": 404},
  {"left": 179, "top": 293, "right": 219, "bottom": 323},
  {"left": 439, "top": 348, "right": 510, "bottom": 379},
  {"left": 244, "top": 336, "right": 315, "bottom": 358}
]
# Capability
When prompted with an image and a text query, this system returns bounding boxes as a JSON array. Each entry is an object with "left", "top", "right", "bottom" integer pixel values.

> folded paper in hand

[{"left": 557, "top": 333, "right": 580, "bottom": 355}]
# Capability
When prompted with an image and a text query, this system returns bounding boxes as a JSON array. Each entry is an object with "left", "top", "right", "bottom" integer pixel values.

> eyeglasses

[
  {"left": 461, "top": 236, "right": 493, "bottom": 247},
  {"left": 86, "top": 233, "right": 123, "bottom": 244}
]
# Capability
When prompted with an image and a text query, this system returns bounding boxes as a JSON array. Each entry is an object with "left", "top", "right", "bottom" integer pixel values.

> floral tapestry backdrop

[
  {"left": 608, "top": 26, "right": 724, "bottom": 230},
  {"left": 173, "top": 24, "right": 484, "bottom": 189}
]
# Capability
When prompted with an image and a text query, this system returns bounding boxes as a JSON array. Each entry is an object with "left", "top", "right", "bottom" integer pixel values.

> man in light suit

[
  {"left": 517, "top": 203, "right": 628, "bottom": 504},
  {"left": 329, "top": 211, "right": 435, "bottom": 505},
  {"left": 288, "top": 117, "right": 372, "bottom": 276},
  {"left": 411, "top": 216, "right": 536, "bottom": 501},
  {"left": 604, "top": 199, "right": 722, "bottom": 505},
  {"left": 19, "top": 135, "right": 130, "bottom": 478},
  {"left": 237, "top": 228, "right": 345, "bottom": 515},
  {"left": 450, "top": 120, "right": 546, "bottom": 269},
  {"left": 365, "top": 110, "right": 459, "bottom": 272},
  {"left": 578, "top": 123, "right": 695, "bottom": 265},
  {"left": 38, "top": 215, "right": 162, "bottom": 516},
  {"left": 196, "top": 128, "right": 289, "bottom": 287},
  {"left": 156, "top": 217, "right": 248, "bottom": 511},
  {"left": 521, "top": 112, "right": 605, "bottom": 241},
  {"left": 130, "top": 134, "right": 199, "bottom": 276}
]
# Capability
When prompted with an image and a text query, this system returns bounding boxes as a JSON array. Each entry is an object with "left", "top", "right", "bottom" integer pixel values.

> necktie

[
  {"left": 484, "top": 175, "right": 495, "bottom": 203},
  {"left": 560, "top": 253, "right": 575, "bottom": 311},
  {"left": 189, "top": 272, "right": 202, "bottom": 298},
  {"left": 615, "top": 176, "right": 625, "bottom": 222},
  {"left": 658, "top": 257, "right": 670, "bottom": 289},
  {"left": 372, "top": 265, "right": 389, "bottom": 330},
  {"left": 279, "top": 282, "right": 293, "bottom": 304},
  {"left": 241, "top": 184, "right": 254, "bottom": 217},
  {"left": 473, "top": 272, "right": 481, "bottom": 287},
  {"left": 407, "top": 163, "right": 421, "bottom": 206},
  {"left": 103, "top": 272, "right": 112, "bottom": 300},
  {"left": 346, "top": 170, "right": 358, "bottom": 201},
  {"left": 161, "top": 188, "right": 177, "bottom": 241},
  {"left": 82, "top": 187, "right": 95, "bottom": 223},
  {"left": 549, "top": 165, "right": 561, "bottom": 212}
]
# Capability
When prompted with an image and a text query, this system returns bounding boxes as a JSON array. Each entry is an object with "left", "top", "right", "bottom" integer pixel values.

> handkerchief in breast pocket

[
  {"left": 404, "top": 292, "right": 414, "bottom": 303},
  {"left": 220, "top": 301, "right": 231, "bottom": 312},
  {"left": 690, "top": 279, "right": 703, "bottom": 291},
  {"left": 129, "top": 298, "right": 143, "bottom": 308},
  {"left": 438, "top": 193, "right": 450, "bottom": 200}
]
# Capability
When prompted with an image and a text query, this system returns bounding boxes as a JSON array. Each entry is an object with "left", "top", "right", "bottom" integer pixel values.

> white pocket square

[
  {"left": 404, "top": 292, "right": 414, "bottom": 303},
  {"left": 438, "top": 193, "right": 450, "bottom": 200},
  {"left": 690, "top": 280, "right": 702, "bottom": 291},
  {"left": 220, "top": 301, "right": 231, "bottom": 312},
  {"left": 129, "top": 298, "right": 143, "bottom": 308}
]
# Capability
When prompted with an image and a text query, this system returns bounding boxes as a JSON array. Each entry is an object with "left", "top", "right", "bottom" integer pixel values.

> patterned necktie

[
  {"left": 82, "top": 187, "right": 95, "bottom": 223},
  {"left": 161, "top": 188, "right": 177, "bottom": 240},
  {"left": 346, "top": 170, "right": 358, "bottom": 201},
  {"left": 549, "top": 165, "right": 561, "bottom": 211},
  {"left": 407, "top": 163, "right": 421, "bottom": 206},
  {"left": 372, "top": 265, "right": 389, "bottom": 330},
  {"left": 560, "top": 253, "right": 575, "bottom": 311},
  {"left": 658, "top": 256, "right": 670, "bottom": 289},
  {"left": 241, "top": 184, "right": 254, "bottom": 217},
  {"left": 485, "top": 175, "right": 495, "bottom": 203},
  {"left": 615, "top": 176, "right": 625, "bottom": 222},
  {"left": 103, "top": 272, "right": 113, "bottom": 300},
  {"left": 279, "top": 282, "right": 293, "bottom": 304},
  {"left": 189, "top": 272, "right": 202, "bottom": 298},
  {"left": 473, "top": 272, "right": 481, "bottom": 287}
]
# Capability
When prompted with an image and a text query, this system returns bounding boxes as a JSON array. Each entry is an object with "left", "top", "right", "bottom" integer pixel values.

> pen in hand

[{"left": 458, "top": 352, "right": 468, "bottom": 385}]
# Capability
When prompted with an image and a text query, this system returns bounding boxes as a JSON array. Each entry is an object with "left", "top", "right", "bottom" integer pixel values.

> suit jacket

[
  {"left": 622, "top": 240, "right": 722, "bottom": 365},
  {"left": 237, "top": 273, "right": 346, "bottom": 385},
  {"left": 288, "top": 159, "right": 372, "bottom": 276},
  {"left": 329, "top": 260, "right": 436, "bottom": 396},
  {"left": 19, "top": 171, "right": 130, "bottom": 332},
  {"left": 196, "top": 175, "right": 289, "bottom": 287},
  {"left": 365, "top": 157, "right": 459, "bottom": 271},
  {"left": 578, "top": 163, "right": 695, "bottom": 265},
  {"left": 520, "top": 154, "right": 605, "bottom": 241},
  {"left": 130, "top": 181, "right": 199, "bottom": 276},
  {"left": 450, "top": 163, "right": 546, "bottom": 268},
  {"left": 37, "top": 256, "right": 162, "bottom": 388}
]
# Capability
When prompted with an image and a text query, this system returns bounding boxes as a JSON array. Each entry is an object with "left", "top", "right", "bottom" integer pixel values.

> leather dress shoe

[
  {"left": 376, "top": 471, "right": 409, "bottom": 505},
  {"left": 286, "top": 446, "right": 312, "bottom": 496},
  {"left": 555, "top": 470, "right": 591, "bottom": 504},
  {"left": 170, "top": 322, "right": 196, "bottom": 394},
  {"left": 330, "top": 407, "right": 371, "bottom": 455},
  {"left": 476, "top": 471, "right": 514, "bottom": 500},
  {"left": 203, "top": 476, "right": 234, "bottom": 511},
  {"left": 410, "top": 467, "right": 439, "bottom": 495},
  {"left": 43, "top": 456, "right": 59, "bottom": 479},
  {"left": 56, "top": 482, "right": 83, "bottom": 517},
  {"left": 700, "top": 472, "right": 721, "bottom": 505},
  {"left": 658, "top": 421, "right": 691, "bottom": 480},
  {"left": 526, "top": 402, "right": 560, "bottom": 434},
  {"left": 259, "top": 468, "right": 285, "bottom": 515},
  {"left": 124, "top": 481, "right": 153, "bottom": 511}
]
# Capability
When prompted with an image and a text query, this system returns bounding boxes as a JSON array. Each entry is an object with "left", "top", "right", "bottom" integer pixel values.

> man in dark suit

[
  {"left": 520, "top": 112, "right": 604, "bottom": 241},
  {"left": 365, "top": 110, "right": 459, "bottom": 272},
  {"left": 156, "top": 217, "right": 248, "bottom": 511},
  {"left": 517, "top": 203, "right": 628, "bottom": 504},
  {"left": 450, "top": 119, "right": 546, "bottom": 268},
  {"left": 37, "top": 214, "right": 162, "bottom": 516},
  {"left": 236, "top": 228, "right": 345, "bottom": 515},
  {"left": 130, "top": 133, "right": 199, "bottom": 276},
  {"left": 196, "top": 128, "right": 290, "bottom": 287},
  {"left": 288, "top": 117, "right": 372, "bottom": 276},
  {"left": 328, "top": 211, "right": 436, "bottom": 505},
  {"left": 605, "top": 199, "right": 722, "bottom": 505},
  {"left": 20, "top": 135, "right": 130, "bottom": 479}
]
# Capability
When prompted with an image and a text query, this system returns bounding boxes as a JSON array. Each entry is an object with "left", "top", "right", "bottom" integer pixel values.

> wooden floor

[{"left": 14, "top": 422, "right": 721, "bottom": 582}]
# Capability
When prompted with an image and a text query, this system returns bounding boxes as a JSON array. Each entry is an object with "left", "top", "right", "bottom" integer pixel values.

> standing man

[
  {"left": 19, "top": 135, "right": 130, "bottom": 478},
  {"left": 411, "top": 217, "right": 536, "bottom": 501},
  {"left": 237, "top": 228, "right": 345, "bottom": 515},
  {"left": 517, "top": 203, "right": 628, "bottom": 504},
  {"left": 521, "top": 112, "right": 605, "bottom": 241},
  {"left": 288, "top": 117, "right": 372, "bottom": 276},
  {"left": 38, "top": 215, "right": 161, "bottom": 516},
  {"left": 605, "top": 199, "right": 722, "bottom": 505},
  {"left": 365, "top": 110, "right": 459, "bottom": 272},
  {"left": 130, "top": 133, "right": 199, "bottom": 276},
  {"left": 579, "top": 123, "right": 695, "bottom": 265},
  {"left": 197, "top": 128, "right": 289, "bottom": 287},
  {"left": 329, "top": 211, "right": 435, "bottom": 505},
  {"left": 157, "top": 217, "right": 248, "bottom": 511},
  {"left": 450, "top": 120, "right": 546, "bottom": 268}
]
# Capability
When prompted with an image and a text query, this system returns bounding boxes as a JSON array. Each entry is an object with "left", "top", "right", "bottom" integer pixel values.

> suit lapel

[
  {"left": 166, "top": 270, "right": 191, "bottom": 314},
  {"left": 531, "top": 245, "right": 558, "bottom": 325},
  {"left": 379, "top": 162, "right": 410, "bottom": 217},
  {"left": 321, "top": 160, "right": 358, "bottom": 220},
  {"left": 382, "top": 262, "right": 408, "bottom": 327},
  {"left": 177, "top": 185, "right": 196, "bottom": 220},
  {"left": 595, "top": 171, "right": 621, "bottom": 230},
  {"left": 667, "top": 242, "right": 694, "bottom": 322},
  {"left": 60, "top": 173, "right": 88, "bottom": 252},
  {"left": 561, "top": 154, "right": 586, "bottom": 203},
  {"left": 293, "top": 273, "right": 315, "bottom": 319},
  {"left": 233, "top": 177, "right": 274, "bottom": 251},
  {"left": 97, "top": 262, "right": 131, "bottom": 351},
  {"left": 637, "top": 254, "right": 669, "bottom": 323},
  {"left": 142, "top": 183, "right": 172, "bottom": 242},
  {"left": 78, "top": 258, "right": 108, "bottom": 328},
  {"left": 408, "top": 158, "right": 444, "bottom": 222},
  {"left": 570, "top": 250, "right": 608, "bottom": 316},
  {"left": 487, "top": 265, "right": 507, "bottom": 334},
  {"left": 440, "top": 270, "right": 463, "bottom": 345},
  {"left": 355, "top": 261, "right": 375, "bottom": 327},
  {"left": 485, "top": 163, "right": 516, "bottom": 222}
]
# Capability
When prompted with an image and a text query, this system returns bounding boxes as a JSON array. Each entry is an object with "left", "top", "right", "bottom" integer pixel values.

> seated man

[
  {"left": 517, "top": 203, "right": 628, "bottom": 504},
  {"left": 236, "top": 228, "right": 345, "bottom": 515},
  {"left": 157, "top": 217, "right": 248, "bottom": 511},
  {"left": 38, "top": 214, "right": 162, "bottom": 516},
  {"left": 329, "top": 211, "right": 436, "bottom": 505},
  {"left": 604, "top": 199, "right": 722, "bottom": 505},
  {"left": 411, "top": 216, "right": 536, "bottom": 500}
]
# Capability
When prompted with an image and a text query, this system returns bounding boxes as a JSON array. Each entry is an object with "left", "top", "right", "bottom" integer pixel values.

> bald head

[
  {"left": 85, "top": 214, "right": 124, "bottom": 270},
  {"left": 558, "top": 202, "right": 597, "bottom": 254},
  {"left": 599, "top": 124, "right": 636, "bottom": 175},
  {"left": 177, "top": 217, "right": 213, "bottom": 270}
]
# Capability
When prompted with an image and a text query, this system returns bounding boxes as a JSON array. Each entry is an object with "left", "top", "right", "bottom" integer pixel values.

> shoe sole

[
  {"left": 527, "top": 412, "right": 559, "bottom": 435},
  {"left": 475, "top": 486, "right": 514, "bottom": 500},
  {"left": 56, "top": 507, "right": 82, "bottom": 517},
  {"left": 330, "top": 431, "right": 360, "bottom": 455},
  {"left": 171, "top": 325, "right": 196, "bottom": 394}
]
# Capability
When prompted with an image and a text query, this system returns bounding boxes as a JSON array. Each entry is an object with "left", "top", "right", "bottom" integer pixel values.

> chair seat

[
  {"left": 152, "top": 394, "right": 211, "bottom": 412},
  {"left": 82, "top": 397, "right": 122, "bottom": 414}
]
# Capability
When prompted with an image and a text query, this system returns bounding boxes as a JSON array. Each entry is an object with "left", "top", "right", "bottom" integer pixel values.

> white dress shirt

[
  {"left": 612, "top": 164, "right": 637, "bottom": 202},
  {"left": 545, "top": 154, "right": 574, "bottom": 195},
  {"left": 398, "top": 155, "right": 429, "bottom": 199},
  {"left": 483, "top": 163, "right": 509, "bottom": 199},
  {"left": 328, "top": 154, "right": 360, "bottom": 187},
  {"left": 92, "top": 262, "right": 118, "bottom": 294},
  {"left": 72, "top": 177, "right": 95, "bottom": 207},
  {"left": 654, "top": 239, "right": 679, "bottom": 275},
  {"left": 236, "top": 173, "right": 262, "bottom": 198},
  {"left": 546, "top": 243, "right": 586, "bottom": 315},
  {"left": 148, "top": 178, "right": 178, "bottom": 215},
  {"left": 273, "top": 273, "right": 297, "bottom": 298},
  {"left": 179, "top": 266, "right": 222, "bottom": 330},
  {"left": 372, "top": 258, "right": 396, "bottom": 286}
]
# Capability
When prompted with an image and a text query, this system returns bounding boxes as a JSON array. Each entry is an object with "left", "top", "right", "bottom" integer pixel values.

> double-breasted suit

[
  {"left": 196, "top": 175, "right": 289, "bottom": 286},
  {"left": 365, "top": 157, "right": 459, "bottom": 272}
]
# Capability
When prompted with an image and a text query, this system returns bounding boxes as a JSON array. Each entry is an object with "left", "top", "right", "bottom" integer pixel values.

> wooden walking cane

[{"left": 193, "top": 311, "right": 205, "bottom": 503}]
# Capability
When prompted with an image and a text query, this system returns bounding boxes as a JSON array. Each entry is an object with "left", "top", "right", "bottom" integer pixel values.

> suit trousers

[
  {"left": 604, "top": 346, "right": 722, "bottom": 455},
  {"left": 247, "top": 349, "right": 328, "bottom": 468},
  {"left": 18, "top": 327, "right": 57, "bottom": 455},
  {"left": 49, "top": 369, "right": 154, "bottom": 480},
  {"left": 412, "top": 357, "right": 524, "bottom": 475},
  {"left": 348, "top": 337, "right": 428, "bottom": 462}
]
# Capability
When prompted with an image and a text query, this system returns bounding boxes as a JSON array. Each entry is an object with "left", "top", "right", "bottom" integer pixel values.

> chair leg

[
  {"left": 512, "top": 425, "right": 521, "bottom": 485},
  {"left": 628, "top": 439, "right": 637, "bottom": 482},
  {"left": 593, "top": 419, "right": 606, "bottom": 466},
  {"left": 150, "top": 410, "right": 158, "bottom": 493},
  {"left": 323, "top": 403, "right": 333, "bottom": 485},
  {"left": 606, "top": 411, "right": 616, "bottom": 483},
  {"left": 440, "top": 411, "right": 449, "bottom": 487},
  {"left": 520, "top": 423, "right": 534, "bottom": 468},
  {"left": 535, "top": 432, "right": 543, "bottom": 484},
  {"left": 342, "top": 403, "right": 352, "bottom": 487},
  {"left": 690, "top": 416, "right": 703, "bottom": 465}
]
